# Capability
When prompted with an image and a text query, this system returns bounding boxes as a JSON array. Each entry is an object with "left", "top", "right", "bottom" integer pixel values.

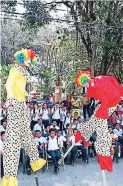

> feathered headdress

[
  {"left": 14, "top": 49, "right": 37, "bottom": 65},
  {"left": 75, "top": 71, "right": 91, "bottom": 87}
]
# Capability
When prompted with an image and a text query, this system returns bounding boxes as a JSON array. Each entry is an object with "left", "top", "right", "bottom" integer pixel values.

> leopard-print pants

[
  {"left": 3, "top": 100, "right": 39, "bottom": 178},
  {"left": 80, "top": 106, "right": 116, "bottom": 156}
]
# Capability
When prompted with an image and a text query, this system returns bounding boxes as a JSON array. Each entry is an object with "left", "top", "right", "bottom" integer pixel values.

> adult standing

[
  {"left": 62, "top": 96, "right": 72, "bottom": 111},
  {"left": 82, "top": 94, "right": 91, "bottom": 121},
  {"left": 71, "top": 94, "right": 81, "bottom": 117}
]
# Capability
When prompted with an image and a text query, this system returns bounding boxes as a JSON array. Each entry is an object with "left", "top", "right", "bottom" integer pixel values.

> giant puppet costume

[
  {"left": 75, "top": 71, "right": 123, "bottom": 173},
  {"left": 1, "top": 49, "right": 46, "bottom": 186}
]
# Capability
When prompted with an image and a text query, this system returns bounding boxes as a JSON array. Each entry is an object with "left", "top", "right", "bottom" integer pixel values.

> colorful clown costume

[
  {"left": 1, "top": 49, "right": 46, "bottom": 186},
  {"left": 75, "top": 72, "right": 123, "bottom": 171}
]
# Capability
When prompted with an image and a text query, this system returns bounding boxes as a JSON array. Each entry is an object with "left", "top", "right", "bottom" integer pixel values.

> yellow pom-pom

[
  {"left": 31, "top": 158, "right": 46, "bottom": 172},
  {"left": 21, "top": 49, "right": 28, "bottom": 59}
]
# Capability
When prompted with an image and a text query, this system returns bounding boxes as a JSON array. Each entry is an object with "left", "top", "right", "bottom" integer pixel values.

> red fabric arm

[
  {"left": 86, "top": 85, "right": 109, "bottom": 119},
  {"left": 81, "top": 135, "right": 89, "bottom": 147},
  {"left": 108, "top": 76, "right": 123, "bottom": 96},
  {"left": 75, "top": 131, "right": 89, "bottom": 147},
  {"left": 95, "top": 91, "right": 109, "bottom": 119}
]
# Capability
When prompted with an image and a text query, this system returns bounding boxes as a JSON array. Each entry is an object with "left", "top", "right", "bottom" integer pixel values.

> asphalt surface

[{"left": 18, "top": 158, "right": 123, "bottom": 186}]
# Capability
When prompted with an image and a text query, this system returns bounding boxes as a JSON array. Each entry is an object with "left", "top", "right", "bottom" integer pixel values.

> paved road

[{"left": 18, "top": 158, "right": 123, "bottom": 186}]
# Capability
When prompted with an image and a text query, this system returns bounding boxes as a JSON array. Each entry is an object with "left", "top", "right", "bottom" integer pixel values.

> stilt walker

[
  {"left": 75, "top": 71, "right": 123, "bottom": 186},
  {"left": 1, "top": 49, "right": 46, "bottom": 186}
]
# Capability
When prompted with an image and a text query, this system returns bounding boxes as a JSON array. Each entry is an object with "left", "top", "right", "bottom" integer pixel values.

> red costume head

[{"left": 75, "top": 72, "right": 123, "bottom": 119}]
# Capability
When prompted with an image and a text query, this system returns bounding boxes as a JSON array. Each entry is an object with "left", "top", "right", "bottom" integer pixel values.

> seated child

[{"left": 47, "top": 129, "right": 61, "bottom": 173}]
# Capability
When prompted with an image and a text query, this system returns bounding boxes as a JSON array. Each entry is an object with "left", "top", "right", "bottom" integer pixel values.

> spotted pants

[
  {"left": 3, "top": 100, "right": 39, "bottom": 178},
  {"left": 80, "top": 106, "right": 116, "bottom": 156}
]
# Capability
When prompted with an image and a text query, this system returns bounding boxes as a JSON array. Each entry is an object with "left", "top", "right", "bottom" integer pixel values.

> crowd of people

[{"left": 0, "top": 94, "right": 123, "bottom": 176}]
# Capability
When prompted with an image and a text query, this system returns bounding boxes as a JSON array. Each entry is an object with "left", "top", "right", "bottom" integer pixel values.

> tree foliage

[
  {"left": 48, "top": 1, "right": 123, "bottom": 78},
  {"left": 0, "top": 64, "right": 13, "bottom": 101},
  {"left": 1, "top": 21, "right": 37, "bottom": 65},
  {"left": 23, "top": 0, "right": 51, "bottom": 28},
  {"left": 1, "top": 0, "right": 17, "bottom": 12}
]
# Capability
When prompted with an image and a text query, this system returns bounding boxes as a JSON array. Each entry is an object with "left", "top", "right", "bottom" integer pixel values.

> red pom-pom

[
  {"left": 28, "top": 49, "right": 35, "bottom": 59},
  {"left": 97, "top": 154, "right": 113, "bottom": 172}
]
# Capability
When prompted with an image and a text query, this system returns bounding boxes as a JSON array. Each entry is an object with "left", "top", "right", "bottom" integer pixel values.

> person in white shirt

[
  {"left": 41, "top": 103, "right": 50, "bottom": 126},
  {"left": 47, "top": 129, "right": 61, "bottom": 173},
  {"left": 113, "top": 124, "right": 123, "bottom": 137},
  {"left": 64, "top": 112, "right": 72, "bottom": 129},
  {"left": 117, "top": 102, "right": 123, "bottom": 120},
  {"left": 31, "top": 103, "right": 41, "bottom": 130},
  {"left": 50, "top": 121, "right": 60, "bottom": 131},
  {"left": 42, "top": 125, "right": 50, "bottom": 139},
  {"left": 0, "top": 120, "right": 7, "bottom": 132},
  {"left": 35, "top": 130, "right": 47, "bottom": 145},
  {"left": 57, "top": 130, "right": 66, "bottom": 149},
  {"left": 33, "top": 118, "right": 44, "bottom": 132},
  {"left": 69, "top": 129, "right": 87, "bottom": 165},
  {"left": 26, "top": 101, "right": 32, "bottom": 122},
  {"left": 0, "top": 124, "right": 5, "bottom": 133},
  {"left": 72, "top": 119, "right": 78, "bottom": 129},
  {"left": 117, "top": 101, "right": 123, "bottom": 112},
  {"left": 51, "top": 103, "right": 61, "bottom": 128},
  {"left": 1, "top": 104, "right": 7, "bottom": 120},
  {"left": 0, "top": 131, "right": 5, "bottom": 154},
  {"left": 35, "top": 130, "right": 47, "bottom": 160},
  {"left": 113, "top": 123, "right": 123, "bottom": 147},
  {"left": 66, "top": 124, "right": 73, "bottom": 137},
  {"left": 109, "top": 127, "right": 121, "bottom": 158},
  {"left": 0, "top": 131, "right": 5, "bottom": 177},
  {"left": 60, "top": 106, "right": 67, "bottom": 128},
  {"left": 0, "top": 104, "right": 4, "bottom": 121},
  {"left": 77, "top": 117, "right": 83, "bottom": 130}
]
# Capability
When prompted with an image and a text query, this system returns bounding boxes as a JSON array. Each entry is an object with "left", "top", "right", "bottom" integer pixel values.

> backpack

[
  {"left": 33, "top": 108, "right": 40, "bottom": 115},
  {"left": 64, "top": 116, "right": 72, "bottom": 124},
  {"left": 51, "top": 107, "right": 61, "bottom": 118}
]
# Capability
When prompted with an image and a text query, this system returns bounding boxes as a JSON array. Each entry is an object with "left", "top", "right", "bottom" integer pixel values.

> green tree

[
  {"left": 1, "top": 0, "right": 17, "bottom": 12},
  {"left": 48, "top": 1, "right": 123, "bottom": 79},
  {"left": 1, "top": 21, "right": 37, "bottom": 65},
  {"left": 23, "top": 0, "right": 51, "bottom": 29},
  {"left": 0, "top": 64, "right": 12, "bottom": 101}
]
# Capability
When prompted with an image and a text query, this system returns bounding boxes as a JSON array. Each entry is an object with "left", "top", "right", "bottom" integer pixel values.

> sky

[
  {"left": 16, "top": 0, "right": 69, "bottom": 29},
  {"left": 16, "top": 0, "right": 68, "bottom": 19}
]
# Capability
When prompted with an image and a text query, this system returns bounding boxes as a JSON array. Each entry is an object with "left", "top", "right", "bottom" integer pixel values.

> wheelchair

[
  {"left": 76, "top": 146, "right": 89, "bottom": 164},
  {"left": 113, "top": 144, "right": 119, "bottom": 163},
  {"left": 20, "top": 146, "right": 46, "bottom": 175},
  {"left": 45, "top": 145, "right": 65, "bottom": 171},
  {"left": 112, "top": 140, "right": 122, "bottom": 164}
]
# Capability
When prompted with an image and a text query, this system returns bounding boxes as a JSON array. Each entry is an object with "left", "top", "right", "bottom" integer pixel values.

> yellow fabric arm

[{"left": 6, "top": 68, "right": 17, "bottom": 98}]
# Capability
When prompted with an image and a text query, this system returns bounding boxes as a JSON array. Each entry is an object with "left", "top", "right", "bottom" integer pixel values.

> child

[
  {"left": 47, "top": 129, "right": 61, "bottom": 173},
  {"left": 35, "top": 130, "right": 47, "bottom": 157}
]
